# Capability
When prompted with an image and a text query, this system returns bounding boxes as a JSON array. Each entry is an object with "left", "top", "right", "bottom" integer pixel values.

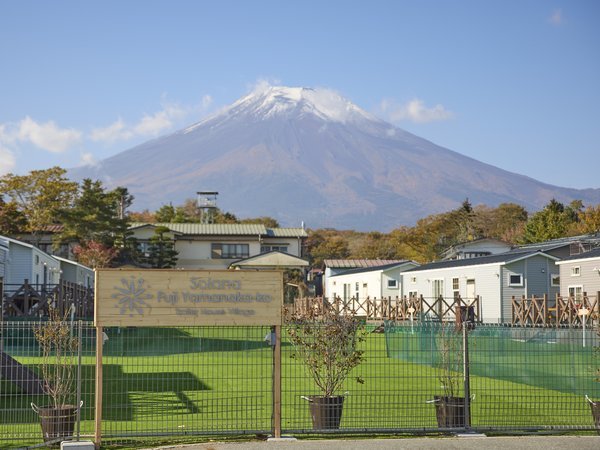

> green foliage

[
  {"left": 141, "top": 226, "right": 179, "bottom": 268},
  {"left": 0, "top": 167, "right": 78, "bottom": 244},
  {"left": 520, "top": 199, "right": 580, "bottom": 244},
  {"left": 56, "top": 179, "right": 130, "bottom": 248},
  {"left": 285, "top": 305, "right": 366, "bottom": 397}
]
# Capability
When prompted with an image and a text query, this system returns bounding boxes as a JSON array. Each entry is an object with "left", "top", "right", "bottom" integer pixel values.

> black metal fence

[{"left": 1, "top": 321, "right": 599, "bottom": 448}]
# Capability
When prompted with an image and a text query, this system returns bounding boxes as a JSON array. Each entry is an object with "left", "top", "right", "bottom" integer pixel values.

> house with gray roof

[
  {"left": 401, "top": 250, "right": 559, "bottom": 323},
  {"left": 128, "top": 223, "right": 307, "bottom": 270},
  {"left": 326, "top": 261, "right": 420, "bottom": 303},
  {"left": 555, "top": 246, "right": 600, "bottom": 301}
]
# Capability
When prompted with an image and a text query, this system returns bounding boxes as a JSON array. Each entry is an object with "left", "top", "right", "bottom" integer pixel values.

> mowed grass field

[{"left": 1, "top": 325, "right": 598, "bottom": 447}]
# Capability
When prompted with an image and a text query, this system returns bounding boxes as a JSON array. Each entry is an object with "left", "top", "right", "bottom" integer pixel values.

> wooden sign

[{"left": 94, "top": 269, "right": 283, "bottom": 326}]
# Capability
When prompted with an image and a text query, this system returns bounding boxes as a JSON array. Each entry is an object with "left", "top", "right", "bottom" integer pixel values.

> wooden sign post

[{"left": 94, "top": 269, "right": 283, "bottom": 446}]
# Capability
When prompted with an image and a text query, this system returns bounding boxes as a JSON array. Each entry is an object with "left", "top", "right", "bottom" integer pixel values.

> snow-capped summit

[
  {"left": 70, "top": 85, "right": 600, "bottom": 231},
  {"left": 227, "top": 85, "right": 378, "bottom": 123}
]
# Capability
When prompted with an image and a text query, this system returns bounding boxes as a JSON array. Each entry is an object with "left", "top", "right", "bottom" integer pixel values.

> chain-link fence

[{"left": 1, "top": 321, "right": 599, "bottom": 448}]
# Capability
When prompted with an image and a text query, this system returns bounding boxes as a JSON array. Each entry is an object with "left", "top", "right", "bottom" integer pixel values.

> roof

[
  {"left": 229, "top": 251, "right": 309, "bottom": 269},
  {"left": 52, "top": 255, "right": 92, "bottom": 270},
  {"left": 324, "top": 259, "right": 405, "bottom": 269},
  {"left": 331, "top": 261, "right": 416, "bottom": 277},
  {"left": 405, "top": 250, "right": 557, "bottom": 272},
  {"left": 129, "top": 222, "right": 307, "bottom": 237},
  {"left": 512, "top": 233, "right": 600, "bottom": 252},
  {"left": 556, "top": 246, "right": 600, "bottom": 263}
]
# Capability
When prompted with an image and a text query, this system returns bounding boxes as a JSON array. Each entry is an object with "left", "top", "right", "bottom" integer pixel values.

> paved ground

[{"left": 146, "top": 435, "right": 600, "bottom": 450}]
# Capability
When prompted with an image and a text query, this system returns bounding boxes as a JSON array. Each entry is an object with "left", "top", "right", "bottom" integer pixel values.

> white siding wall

[{"left": 401, "top": 264, "right": 502, "bottom": 322}]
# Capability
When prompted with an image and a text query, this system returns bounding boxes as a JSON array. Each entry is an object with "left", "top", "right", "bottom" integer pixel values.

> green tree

[
  {"left": 520, "top": 199, "right": 579, "bottom": 244},
  {"left": 142, "top": 226, "right": 178, "bottom": 268},
  {"left": 0, "top": 167, "right": 78, "bottom": 245},
  {"left": 155, "top": 204, "right": 176, "bottom": 222},
  {"left": 56, "top": 179, "right": 129, "bottom": 247}
]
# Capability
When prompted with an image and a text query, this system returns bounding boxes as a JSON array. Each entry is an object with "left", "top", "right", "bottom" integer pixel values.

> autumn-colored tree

[
  {"left": 0, "top": 167, "right": 78, "bottom": 245},
  {"left": 0, "top": 197, "right": 27, "bottom": 234},
  {"left": 306, "top": 230, "right": 351, "bottom": 268},
  {"left": 573, "top": 204, "right": 600, "bottom": 234},
  {"left": 73, "top": 240, "right": 119, "bottom": 268}
]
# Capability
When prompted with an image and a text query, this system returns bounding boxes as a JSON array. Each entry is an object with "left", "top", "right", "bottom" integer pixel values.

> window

[
  {"left": 432, "top": 279, "right": 444, "bottom": 298},
  {"left": 568, "top": 285, "right": 583, "bottom": 301},
  {"left": 35, "top": 255, "right": 40, "bottom": 265},
  {"left": 509, "top": 274, "right": 523, "bottom": 286},
  {"left": 452, "top": 277, "right": 460, "bottom": 298},
  {"left": 408, "top": 290, "right": 418, "bottom": 299},
  {"left": 410, "top": 276, "right": 417, "bottom": 284},
  {"left": 260, "top": 245, "right": 288, "bottom": 253},
  {"left": 551, "top": 275, "right": 560, "bottom": 287},
  {"left": 211, "top": 243, "right": 249, "bottom": 259},
  {"left": 387, "top": 279, "right": 398, "bottom": 288},
  {"left": 571, "top": 266, "right": 581, "bottom": 276}
]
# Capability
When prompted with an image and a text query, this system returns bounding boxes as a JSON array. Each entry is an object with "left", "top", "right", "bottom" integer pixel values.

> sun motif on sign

[{"left": 112, "top": 277, "right": 153, "bottom": 316}]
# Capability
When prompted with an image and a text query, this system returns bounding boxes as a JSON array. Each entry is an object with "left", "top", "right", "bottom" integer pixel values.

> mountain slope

[{"left": 70, "top": 86, "right": 600, "bottom": 231}]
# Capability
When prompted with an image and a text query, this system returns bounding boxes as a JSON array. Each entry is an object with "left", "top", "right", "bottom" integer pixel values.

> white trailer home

[
  {"left": 401, "top": 250, "right": 559, "bottom": 323},
  {"left": 327, "top": 261, "right": 419, "bottom": 301}
]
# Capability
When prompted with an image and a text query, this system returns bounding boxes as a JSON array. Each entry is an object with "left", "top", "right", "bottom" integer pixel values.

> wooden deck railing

[
  {"left": 512, "top": 292, "right": 600, "bottom": 327},
  {"left": 289, "top": 295, "right": 480, "bottom": 323},
  {"left": 2, "top": 279, "right": 94, "bottom": 319}
]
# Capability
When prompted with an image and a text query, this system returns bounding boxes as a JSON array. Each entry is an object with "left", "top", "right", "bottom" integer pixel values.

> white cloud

[
  {"left": 90, "top": 119, "right": 134, "bottom": 143},
  {"left": 0, "top": 145, "right": 16, "bottom": 174},
  {"left": 379, "top": 98, "right": 454, "bottom": 124},
  {"left": 549, "top": 9, "right": 563, "bottom": 25},
  {"left": 79, "top": 152, "right": 99, "bottom": 167},
  {"left": 17, "top": 116, "right": 82, "bottom": 153},
  {"left": 91, "top": 97, "right": 213, "bottom": 143}
]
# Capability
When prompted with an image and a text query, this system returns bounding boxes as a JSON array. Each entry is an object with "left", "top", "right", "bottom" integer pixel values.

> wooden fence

[
  {"left": 512, "top": 292, "right": 600, "bottom": 327},
  {"left": 1, "top": 279, "right": 94, "bottom": 319},
  {"left": 290, "top": 295, "right": 481, "bottom": 323}
]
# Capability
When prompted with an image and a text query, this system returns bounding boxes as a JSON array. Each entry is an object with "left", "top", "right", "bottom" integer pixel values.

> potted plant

[
  {"left": 433, "top": 321, "right": 469, "bottom": 428},
  {"left": 31, "top": 306, "right": 80, "bottom": 445},
  {"left": 285, "top": 302, "right": 366, "bottom": 429}
]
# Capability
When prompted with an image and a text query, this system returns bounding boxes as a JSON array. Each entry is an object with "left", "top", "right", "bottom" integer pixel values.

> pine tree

[{"left": 142, "top": 226, "right": 178, "bottom": 268}]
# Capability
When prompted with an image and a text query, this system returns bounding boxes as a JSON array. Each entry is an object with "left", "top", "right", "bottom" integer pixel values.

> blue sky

[{"left": 1, "top": 0, "right": 598, "bottom": 190}]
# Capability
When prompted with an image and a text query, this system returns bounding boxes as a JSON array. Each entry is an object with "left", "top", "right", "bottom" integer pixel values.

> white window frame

[
  {"left": 387, "top": 279, "right": 398, "bottom": 288},
  {"left": 431, "top": 278, "right": 444, "bottom": 298},
  {"left": 550, "top": 274, "right": 560, "bottom": 287},
  {"left": 410, "top": 276, "right": 417, "bottom": 284},
  {"left": 508, "top": 273, "right": 523, "bottom": 287},
  {"left": 571, "top": 266, "right": 581, "bottom": 277},
  {"left": 568, "top": 285, "right": 583, "bottom": 301}
]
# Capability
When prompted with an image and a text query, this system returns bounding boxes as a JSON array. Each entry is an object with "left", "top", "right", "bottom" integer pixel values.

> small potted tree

[
  {"left": 31, "top": 306, "right": 79, "bottom": 444},
  {"left": 433, "top": 321, "right": 468, "bottom": 428},
  {"left": 285, "top": 301, "right": 366, "bottom": 429}
]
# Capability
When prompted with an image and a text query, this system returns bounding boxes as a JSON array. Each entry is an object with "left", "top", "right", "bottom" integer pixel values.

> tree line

[{"left": 1, "top": 167, "right": 599, "bottom": 269}]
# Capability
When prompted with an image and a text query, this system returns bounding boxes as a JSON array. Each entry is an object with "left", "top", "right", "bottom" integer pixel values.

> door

[{"left": 466, "top": 279, "right": 476, "bottom": 300}]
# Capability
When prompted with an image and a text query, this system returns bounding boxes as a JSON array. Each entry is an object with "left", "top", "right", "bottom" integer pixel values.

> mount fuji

[{"left": 70, "top": 86, "right": 600, "bottom": 231}]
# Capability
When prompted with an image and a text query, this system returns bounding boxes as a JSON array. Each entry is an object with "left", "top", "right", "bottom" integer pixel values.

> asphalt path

[{"left": 146, "top": 435, "right": 600, "bottom": 450}]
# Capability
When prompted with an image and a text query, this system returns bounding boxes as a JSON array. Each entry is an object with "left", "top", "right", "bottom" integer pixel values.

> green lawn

[{"left": 1, "top": 325, "right": 598, "bottom": 448}]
